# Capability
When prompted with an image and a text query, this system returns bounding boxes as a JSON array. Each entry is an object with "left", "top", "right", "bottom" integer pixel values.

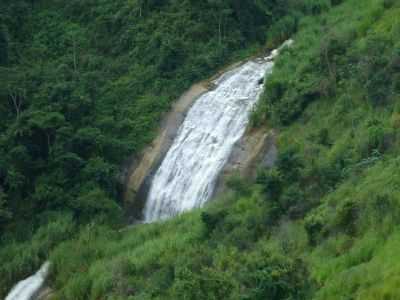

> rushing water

[
  {"left": 144, "top": 42, "right": 292, "bottom": 222},
  {"left": 5, "top": 41, "right": 292, "bottom": 300},
  {"left": 5, "top": 262, "right": 50, "bottom": 300}
]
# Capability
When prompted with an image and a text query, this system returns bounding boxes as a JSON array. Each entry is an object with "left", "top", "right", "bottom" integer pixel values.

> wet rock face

[
  {"left": 123, "top": 40, "right": 293, "bottom": 222},
  {"left": 36, "top": 287, "right": 53, "bottom": 300},
  {"left": 122, "top": 83, "right": 209, "bottom": 221},
  {"left": 261, "top": 133, "right": 278, "bottom": 168},
  {"left": 143, "top": 60, "right": 272, "bottom": 222}
]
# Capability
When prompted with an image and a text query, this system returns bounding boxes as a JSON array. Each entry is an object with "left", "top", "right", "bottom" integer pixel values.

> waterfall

[
  {"left": 5, "top": 262, "right": 50, "bottom": 300},
  {"left": 144, "top": 41, "right": 291, "bottom": 222},
  {"left": 5, "top": 41, "right": 293, "bottom": 300}
]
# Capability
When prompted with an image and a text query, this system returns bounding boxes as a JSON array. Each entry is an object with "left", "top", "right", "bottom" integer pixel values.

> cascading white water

[
  {"left": 144, "top": 41, "right": 292, "bottom": 222},
  {"left": 5, "top": 41, "right": 293, "bottom": 300},
  {"left": 5, "top": 262, "right": 50, "bottom": 300}
]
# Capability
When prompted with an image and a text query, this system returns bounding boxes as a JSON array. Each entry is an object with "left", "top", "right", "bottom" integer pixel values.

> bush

[
  {"left": 201, "top": 210, "right": 227, "bottom": 237},
  {"left": 333, "top": 199, "right": 359, "bottom": 235},
  {"left": 277, "top": 147, "right": 303, "bottom": 181},
  {"left": 280, "top": 184, "right": 308, "bottom": 219},
  {"left": 357, "top": 35, "right": 393, "bottom": 105},
  {"left": 226, "top": 174, "right": 251, "bottom": 195},
  {"left": 317, "top": 128, "right": 331, "bottom": 146},
  {"left": 72, "top": 186, "right": 122, "bottom": 225},
  {"left": 304, "top": 213, "right": 325, "bottom": 246},
  {"left": 0, "top": 214, "right": 75, "bottom": 297},
  {"left": 302, "top": 0, "right": 331, "bottom": 15},
  {"left": 256, "top": 168, "right": 284, "bottom": 200},
  {"left": 267, "top": 14, "right": 299, "bottom": 47},
  {"left": 383, "top": 0, "right": 396, "bottom": 9}
]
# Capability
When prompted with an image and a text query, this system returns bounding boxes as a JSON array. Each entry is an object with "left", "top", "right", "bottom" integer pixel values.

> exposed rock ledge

[{"left": 122, "top": 81, "right": 209, "bottom": 221}]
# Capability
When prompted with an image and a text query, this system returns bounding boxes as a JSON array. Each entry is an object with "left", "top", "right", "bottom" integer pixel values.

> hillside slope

[
  {"left": 0, "top": 0, "right": 321, "bottom": 297},
  {"left": 0, "top": 0, "right": 274, "bottom": 236},
  {"left": 2, "top": 0, "right": 400, "bottom": 299}
]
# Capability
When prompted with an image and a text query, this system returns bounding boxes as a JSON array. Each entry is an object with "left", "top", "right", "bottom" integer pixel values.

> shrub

[
  {"left": 256, "top": 168, "right": 284, "bottom": 201},
  {"left": 267, "top": 14, "right": 299, "bottom": 47},
  {"left": 333, "top": 199, "right": 359, "bottom": 235},
  {"left": 279, "top": 184, "right": 308, "bottom": 219},
  {"left": 383, "top": 0, "right": 396, "bottom": 9},
  {"left": 201, "top": 211, "right": 227, "bottom": 237},
  {"left": 304, "top": 213, "right": 325, "bottom": 246},
  {"left": 357, "top": 35, "right": 393, "bottom": 105},
  {"left": 0, "top": 214, "right": 75, "bottom": 297},
  {"left": 302, "top": 0, "right": 331, "bottom": 15},
  {"left": 243, "top": 252, "right": 310, "bottom": 300},
  {"left": 330, "top": 0, "right": 344, "bottom": 6},
  {"left": 277, "top": 147, "right": 303, "bottom": 181},
  {"left": 316, "top": 128, "right": 331, "bottom": 146},
  {"left": 226, "top": 174, "right": 251, "bottom": 195}
]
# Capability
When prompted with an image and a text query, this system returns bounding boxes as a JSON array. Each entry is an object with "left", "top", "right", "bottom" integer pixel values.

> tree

[
  {"left": 0, "top": 67, "right": 27, "bottom": 120},
  {"left": 277, "top": 147, "right": 303, "bottom": 181},
  {"left": 82, "top": 157, "right": 116, "bottom": 195},
  {"left": 230, "top": 0, "right": 269, "bottom": 41},
  {"left": 0, "top": 26, "right": 8, "bottom": 65},
  {"left": 72, "top": 187, "right": 121, "bottom": 224},
  {"left": 207, "top": 0, "right": 233, "bottom": 45},
  {"left": 65, "top": 24, "right": 83, "bottom": 72},
  {"left": 0, "top": 189, "right": 11, "bottom": 231},
  {"left": 256, "top": 168, "right": 283, "bottom": 200},
  {"left": 23, "top": 110, "right": 66, "bottom": 158}
]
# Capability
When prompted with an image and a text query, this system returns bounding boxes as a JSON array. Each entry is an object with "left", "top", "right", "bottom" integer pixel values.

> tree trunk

[
  {"left": 218, "top": 17, "right": 222, "bottom": 45},
  {"left": 73, "top": 39, "right": 78, "bottom": 72},
  {"left": 10, "top": 92, "right": 21, "bottom": 119}
]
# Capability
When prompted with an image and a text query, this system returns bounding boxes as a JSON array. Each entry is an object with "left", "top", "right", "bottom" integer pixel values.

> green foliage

[
  {"left": 0, "top": 25, "right": 8, "bottom": 65},
  {"left": 201, "top": 210, "right": 227, "bottom": 237},
  {"left": 225, "top": 173, "right": 251, "bottom": 195},
  {"left": 0, "top": 0, "right": 298, "bottom": 240},
  {"left": 0, "top": 0, "right": 322, "bottom": 296},
  {"left": 0, "top": 190, "right": 11, "bottom": 226},
  {"left": 0, "top": 213, "right": 75, "bottom": 296},
  {"left": 256, "top": 168, "right": 283, "bottom": 200},
  {"left": 47, "top": 206, "right": 310, "bottom": 300},
  {"left": 261, "top": 0, "right": 400, "bottom": 126},
  {"left": 2, "top": 0, "right": 400, "bottom": 299}
]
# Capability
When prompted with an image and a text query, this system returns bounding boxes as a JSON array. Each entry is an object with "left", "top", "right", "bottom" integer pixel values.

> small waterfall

[
  {"left": 5, "top": 41, "right": 293, "bottom": 299},
  {"left": 144, "top": 42, "right": 291, "bottom": 222},
  {"left": 5, "top": 262, "right": 50, "bottom": 300}
]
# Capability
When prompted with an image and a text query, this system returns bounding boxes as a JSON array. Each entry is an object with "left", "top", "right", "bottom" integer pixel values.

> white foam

[
  {"left": 5, "top": 262, "right": 50, "bottom": 300},
  {"left": 144, "top": 58, "right": 275, "bottom": 222}
]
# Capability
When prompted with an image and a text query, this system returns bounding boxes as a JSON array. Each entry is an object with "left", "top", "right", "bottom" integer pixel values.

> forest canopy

[
  {"left": 2, "top": 0, "right": 400, "bottom": 299},
  {"left": 0, "top": 0, "right": 279, "bottom": 236}
]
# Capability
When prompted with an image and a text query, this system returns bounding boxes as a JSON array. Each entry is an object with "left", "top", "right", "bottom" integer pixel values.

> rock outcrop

[
  {"left": 121, "top": 41, "right": 294, "bottom": 221},
  {"left": 213, "top": 128, "right": 278, "bottom": 197},
  {"left": 122, "top": 82, "right": 209, "bottom": 220}
]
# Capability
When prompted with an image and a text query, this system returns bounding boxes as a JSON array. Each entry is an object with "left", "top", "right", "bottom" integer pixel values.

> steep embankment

[
  {"left": 124, "top": 41, "right": 292, "bottom": 223},
  {"left": 2, "top": 0, "right": 399, "bottom": 299},
  {"left": 43, "top": 0, "right": 400, "bottom": 299},
  {"left": 1, "top": 0, "right": 296, "bottom": 296}
]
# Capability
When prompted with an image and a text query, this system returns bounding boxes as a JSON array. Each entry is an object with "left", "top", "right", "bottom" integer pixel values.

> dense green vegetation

[
  {"left": 2, "top": 0, "right": 400, "bottom": 299},
  {"left": 0, "top": 0, "right": 319, "bottom": 296},
  {"left": 0, "top": 0, "right": 273, "bottom": 237}
]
